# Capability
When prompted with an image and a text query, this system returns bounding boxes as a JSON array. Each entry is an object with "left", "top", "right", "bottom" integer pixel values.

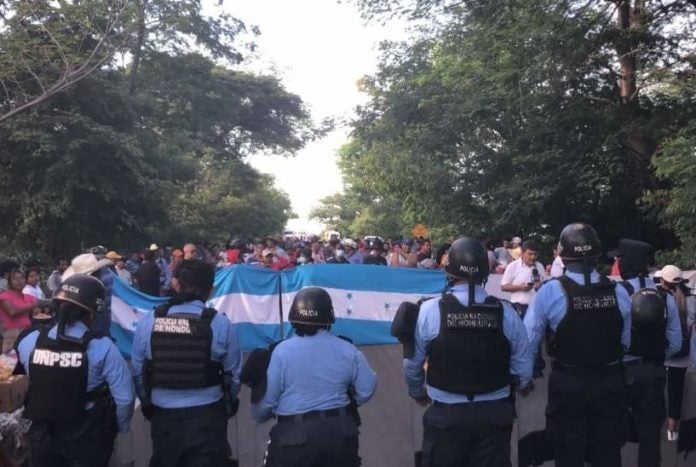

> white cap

[
  {"left": 660, "top": 265, "right": 683, "bottom": 284},
  {"left": 149, "top": 243, "right": 159, "bottom": 251},
  {"left": 512, "top": 236, "right": 522, "bottom": 245}
]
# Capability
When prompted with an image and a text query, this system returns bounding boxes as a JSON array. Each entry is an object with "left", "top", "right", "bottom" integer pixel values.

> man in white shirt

[{"left": 501, "top": 239, "right": 546, "bottom": 318}]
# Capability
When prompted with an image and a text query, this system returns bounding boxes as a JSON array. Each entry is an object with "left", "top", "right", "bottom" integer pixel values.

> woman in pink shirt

[{"left": 0, "top": 269, "right": 38, "bottom": 352}]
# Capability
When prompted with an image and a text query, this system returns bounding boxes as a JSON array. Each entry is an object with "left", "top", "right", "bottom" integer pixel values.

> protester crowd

[{"left": 0, "top": 227, "right": 695, "bottom": 467}]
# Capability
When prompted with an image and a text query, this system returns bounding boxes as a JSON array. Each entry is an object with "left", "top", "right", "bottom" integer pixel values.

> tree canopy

[
  {"left": 312, "top": 0, "right": 696, "bottom": 259},
  {"left": 0, "top": 0, "right": 314, "bottom": 257}
]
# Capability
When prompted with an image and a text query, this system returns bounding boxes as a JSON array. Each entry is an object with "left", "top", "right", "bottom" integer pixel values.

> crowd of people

[{"left": 0, "top": 225, "right": 694, "bottom": 467}]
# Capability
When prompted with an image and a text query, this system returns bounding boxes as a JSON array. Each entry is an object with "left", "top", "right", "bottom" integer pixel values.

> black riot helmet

[
  {"left": 631, "top": 288, "right": 665, "bottom": 329},
  {"left": 53, "top": 274, "right": 105, "bottom": 344},
  {"left": 618, "top": 238, "right": 652, "bottom": 283},
  {"left": 444, "top": 237, "right": 489, "bottom": 283},
  {"left": 558, "top": 222, "right": 601, "bottom": 287},
  {"left": 557, "top": 223, "right": 602, "bottom": 261},
  {"left": 53, "top": 274, "right": 105, "bottom": 315},
  {"left": 288, "top": 287, "right": 335, "bottom": 326}
]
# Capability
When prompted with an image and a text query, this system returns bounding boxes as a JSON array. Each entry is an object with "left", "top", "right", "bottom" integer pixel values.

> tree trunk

[
  {"left": 128, "top": 0, "right": 147, "bottom": 95},
  {"left": 616, "top": 0, "right": 638, "bottom": 104}
]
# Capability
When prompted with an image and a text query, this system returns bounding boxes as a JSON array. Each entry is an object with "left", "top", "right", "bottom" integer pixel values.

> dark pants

[
  {"left": 667, "top": 366, "right": 687, "bottom": 420},
  {"left": 150, "top": 400, "right": 230, "bottom": 467},
  {"left": 264, "top": 414, "right": 360, "bottom": 467},
  {"left": 626, "top": 362, "right": 666, "bottom": 467},
  {"left": 546, "top": 365, "right": 628, "bottom": 467},
  {"left": 29, "top": 410, "right": 117, "bottom": 467},
  {"left": 420, "top": 399, "right": 514, "bottom": 467}
]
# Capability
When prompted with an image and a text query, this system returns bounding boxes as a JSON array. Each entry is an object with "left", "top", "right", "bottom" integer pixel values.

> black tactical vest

[
  {"left": 148, "top": 305, "right": 223, "bottom": 390},
  {"left": 426, "top": 294, "right": 511, "bottom": 399},
  {"left": 24, "top": 328, "right": 92, "bottom": 423},
  {"left": 552, "top": 276, "right": 624, "bottom": 367},
  {"left": 627, "top": 287, "right": 667, "bottom": 362}
]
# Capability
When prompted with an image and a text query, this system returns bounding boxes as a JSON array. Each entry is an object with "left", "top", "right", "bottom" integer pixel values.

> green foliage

[
  {"left": 345, "top": 0, "right": 696, "bottom": 253},
  {"left": 310, "top": 191, "right": 408, "bottom": 239},
  {"left": 0, "top": 2, "right": 313, "bottom": 257},
  {"left": 165, "top": 157, "right": 293, "bottom": 243}
]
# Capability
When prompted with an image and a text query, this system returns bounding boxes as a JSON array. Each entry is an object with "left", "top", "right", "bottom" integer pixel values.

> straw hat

[{"left": 62, "top": 253, "right": 113, "bottom": 280}]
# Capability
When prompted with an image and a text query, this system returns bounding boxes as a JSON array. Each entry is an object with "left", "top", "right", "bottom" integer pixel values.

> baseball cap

[
  {"left": 660, "top": 265, "right": 683, "bottom": 284},
  {"left": 262, "top": 248, "right": 275, "bottom": 258}
]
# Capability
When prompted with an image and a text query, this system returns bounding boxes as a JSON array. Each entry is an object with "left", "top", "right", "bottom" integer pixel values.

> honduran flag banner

[{"left": 110, "top": 264, "right": 449, "bottom": 357}]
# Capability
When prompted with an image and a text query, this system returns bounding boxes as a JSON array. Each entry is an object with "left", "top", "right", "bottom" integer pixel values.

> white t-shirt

[
  {"left": 22, "top": 284, "right": 45, "bottom": 300},
  {"left": 501, "top": 258, "right": 546, "bottom": 305}
]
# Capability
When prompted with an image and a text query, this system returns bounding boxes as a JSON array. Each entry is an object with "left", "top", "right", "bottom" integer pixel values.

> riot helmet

[
  {"left": 444, "top": 237, "right": 489, "bottom": 283},
  {"left": 288, "top": 287, "right": 335, "bottom": 326},
  {"left": 630, "top": 288, "right": 665, "bottom": 329},
  {"left": 618, "top": 238, "right": 652, "bottom": 282},
  {"left": 557, "top": 223, "right": 602, "bottom": 261},
  {"left": 53, "top": 274, "right": 105, "bottom": 315}
]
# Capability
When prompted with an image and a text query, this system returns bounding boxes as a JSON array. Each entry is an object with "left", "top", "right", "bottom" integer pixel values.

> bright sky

[{"left": 219, "top": 0, "right": 405, "bottom": 234}]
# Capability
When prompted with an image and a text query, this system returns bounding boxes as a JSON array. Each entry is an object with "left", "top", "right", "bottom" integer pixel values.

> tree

[
  {"left": 0, "top": 0, "right": 250, "bottom": 121},
  {"left": 165, "top": 157, "right": 294, "bottom": 243},
  {"left": 0, "top": 0, "right": 135, "bottom": 122},
  {"left": 345, "top": 0, "right": 696, "bottom": 248},
  {"left": 0, "top": 71, "right": 165, "bottom": 255},
  {"left": 0, "top": 42, "right": 315, "bottom": 256}
]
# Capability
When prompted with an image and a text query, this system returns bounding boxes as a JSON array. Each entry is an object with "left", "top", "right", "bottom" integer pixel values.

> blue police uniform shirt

[
  {"left": 404, "top": 283, "right": 533, "bottom": 403},
  {"left": 251, "top": 329, "right": 378, "bottom": 423},
  {"left": 621, "top": 277, "right": 682, "bottom": 361},
  {"left": 90, "top": 268, "right": 113, "bottom": 337},
  {"left": 524, "top": 269, "right": 632, "bottom": 363},
  {"left": 131, "top": 300, "right": 242, "bottom": 409},
  {"left": 17, "top": 321, "right": 135, "bottom": 433}
]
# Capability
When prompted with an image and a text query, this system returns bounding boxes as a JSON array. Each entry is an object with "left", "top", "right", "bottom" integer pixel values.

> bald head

[{"left": 183, "top": 243, "right": 197, "bottom": 260}]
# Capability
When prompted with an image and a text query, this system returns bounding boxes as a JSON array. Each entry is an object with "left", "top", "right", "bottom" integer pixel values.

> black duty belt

[
  {"left": 278, "top": 407, "right": 348, "bottom": 422},
  {"left": 552, "top": 361, "right": 623, "bottom": 373}
]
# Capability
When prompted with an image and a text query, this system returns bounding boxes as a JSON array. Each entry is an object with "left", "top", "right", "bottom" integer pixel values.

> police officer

[
  {"left": 16, "top": 274, "right": 135, "bottom": 467},
  {"left": 131, "top": 259, "right": 242, "bottom": 467},
  {"left": 251, "top": 287, "right": 377, "bottom": 467},
  {"left": 617, "top": 239, "right": 681, "bottom": 467},
  {"left": 403, "top": 236, "right": 533, "bottom": 467},
  {"left": 524, "top": 223, "right": 632, "bottom": 467}
]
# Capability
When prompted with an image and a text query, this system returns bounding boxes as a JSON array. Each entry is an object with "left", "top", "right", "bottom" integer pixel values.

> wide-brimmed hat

[
  {"left": 62, "top": 253, "right": 113, "bottom": 280},
  {"left": 149, "top": 243, "right": 159, "bottom": 251},
  {"left": 105, "top": 251, "right": 122, "bottom": 261}
]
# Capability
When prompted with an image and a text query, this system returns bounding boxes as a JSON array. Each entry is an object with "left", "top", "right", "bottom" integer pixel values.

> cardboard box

[{"left": 0, "top": 376, "right": 28, "bottom": 413}]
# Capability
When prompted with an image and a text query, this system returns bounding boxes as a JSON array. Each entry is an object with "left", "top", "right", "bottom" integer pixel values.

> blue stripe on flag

[
  {"left": 280, "top": 264, "right": 446, "bottom": 293},
  {"left": 211, "top": 265, "right": 280, "bottom": 297}
]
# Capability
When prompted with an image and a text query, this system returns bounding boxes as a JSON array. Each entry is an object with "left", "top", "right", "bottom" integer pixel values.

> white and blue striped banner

[{"left": 110, "top": 264, "right": 449, "bottom": 356}]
